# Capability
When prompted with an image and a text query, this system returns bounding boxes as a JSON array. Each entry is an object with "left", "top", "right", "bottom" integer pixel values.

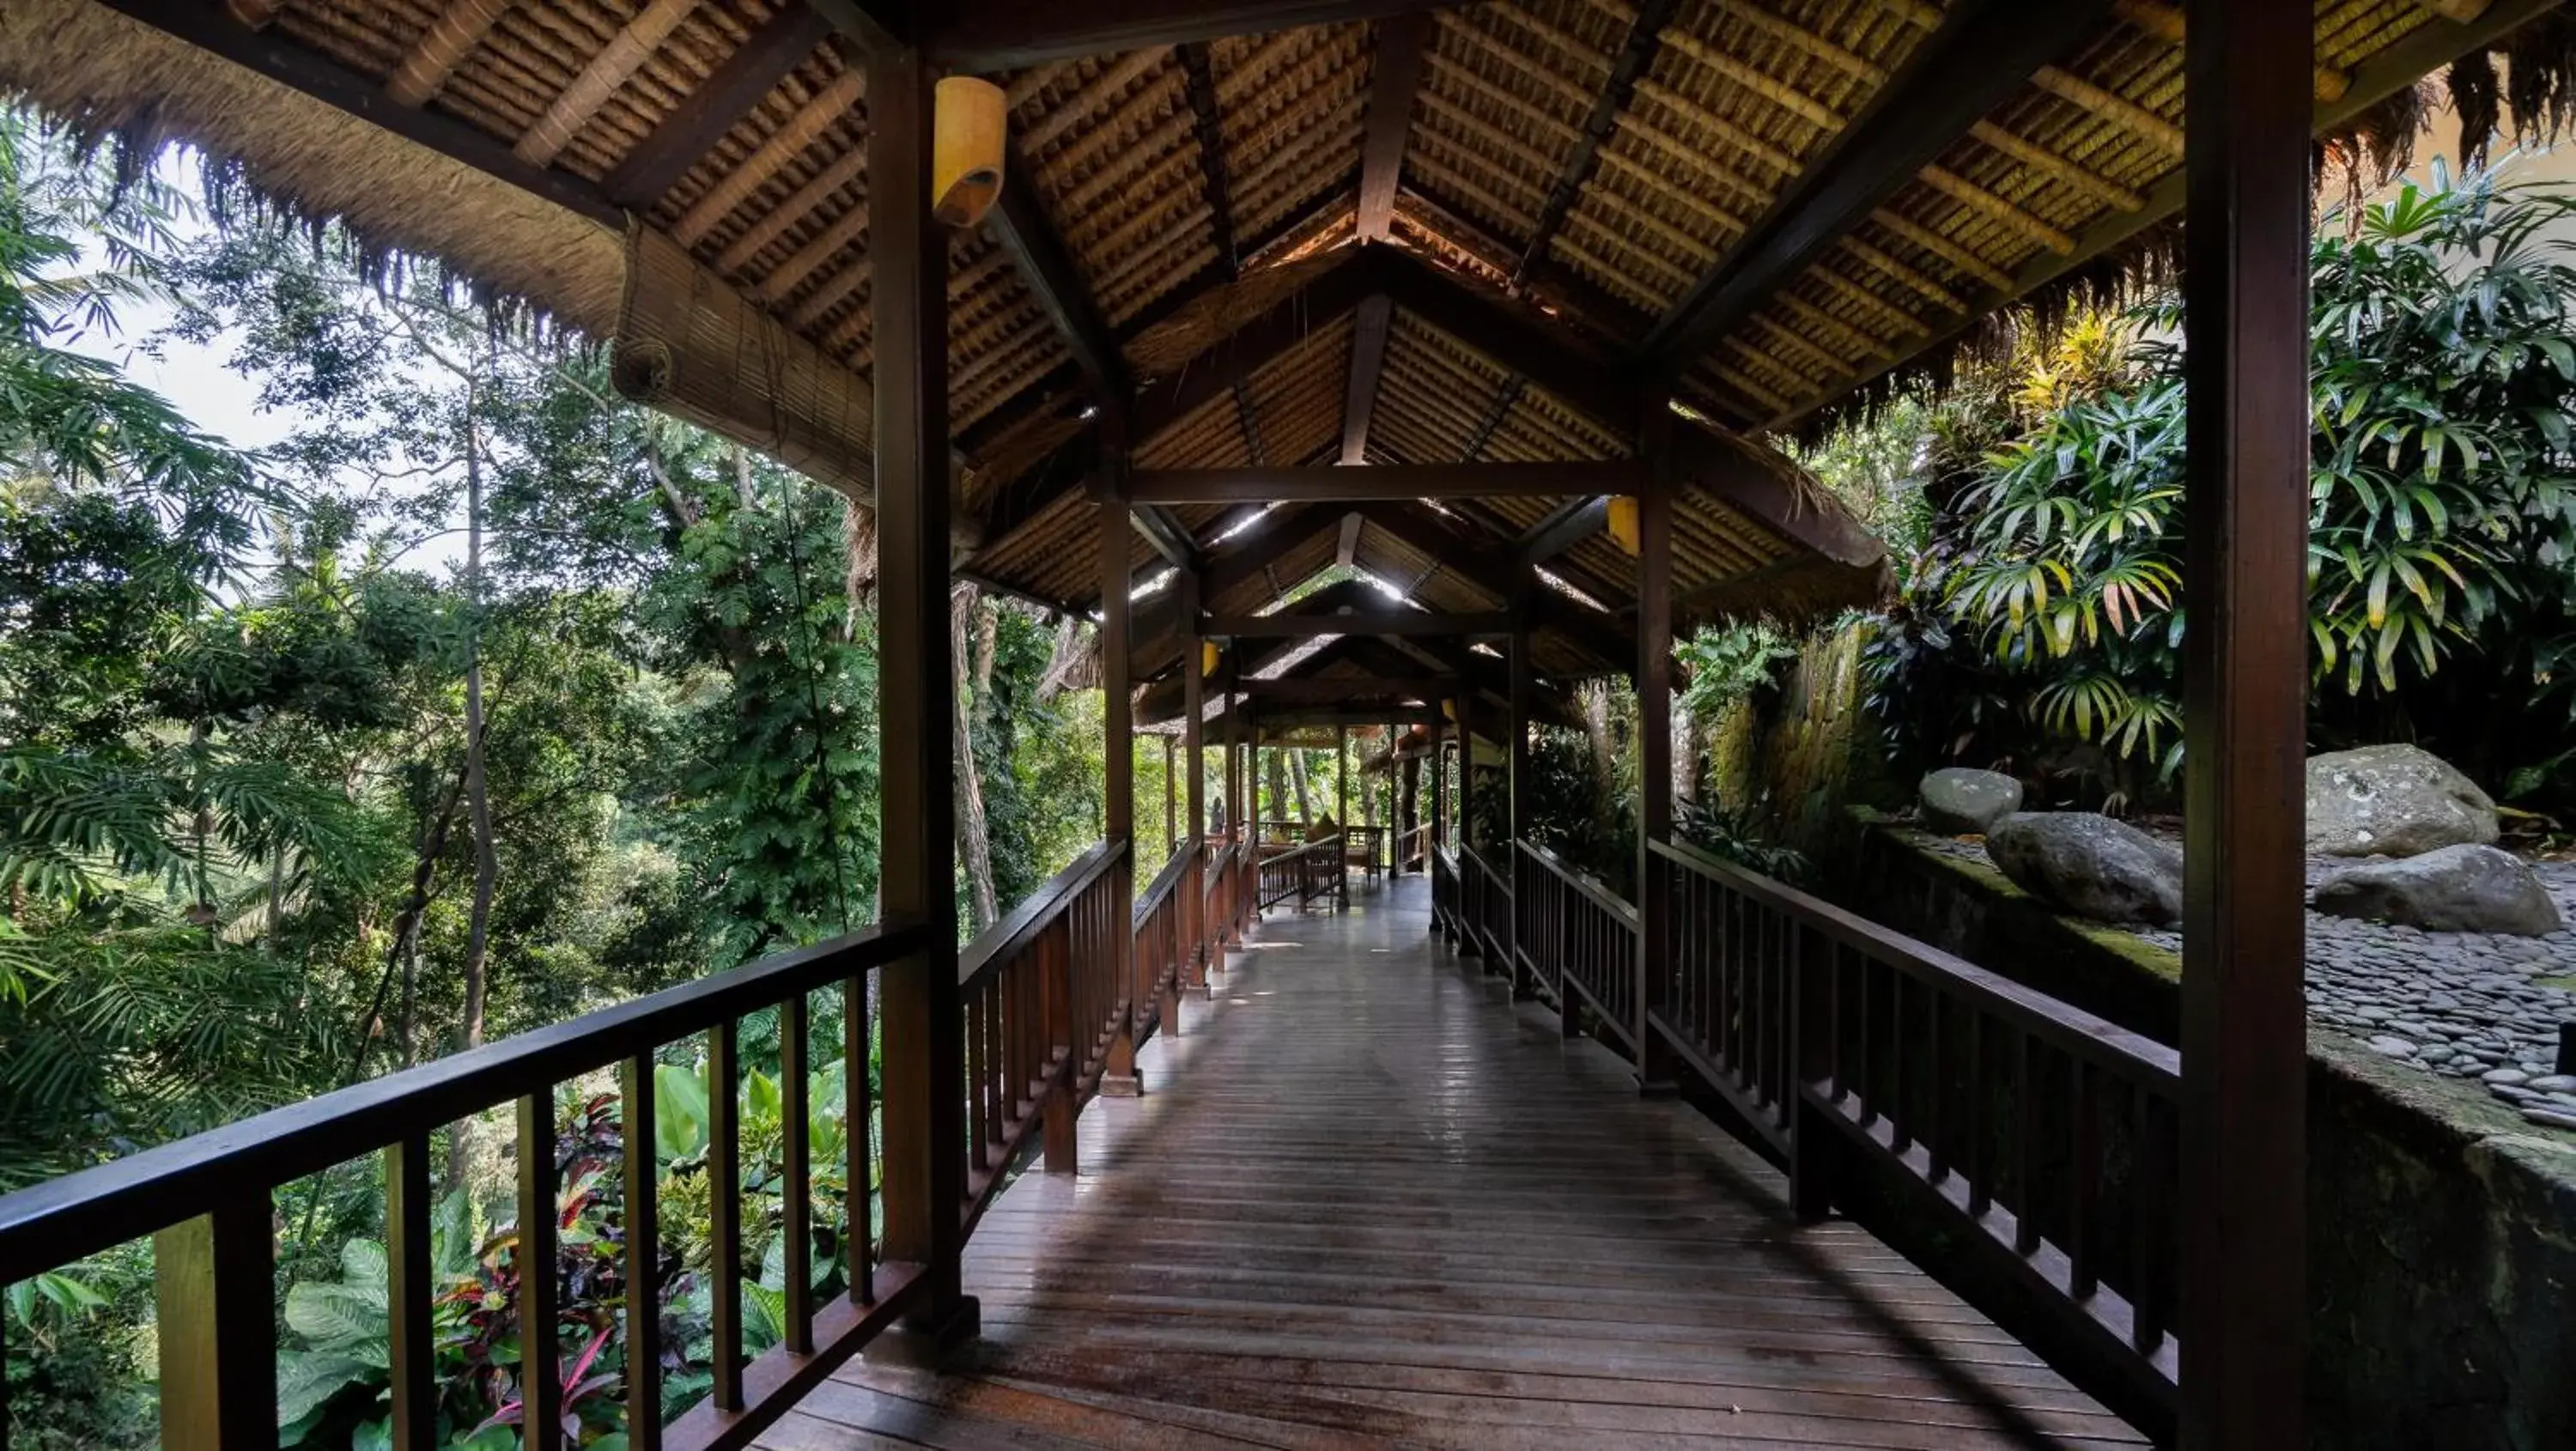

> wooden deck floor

[{"left": 765, "top": 876, "right": 2148, "bottom": 1450}]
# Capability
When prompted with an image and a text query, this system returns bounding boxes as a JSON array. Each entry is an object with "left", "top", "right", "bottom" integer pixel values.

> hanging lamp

[{"left": 932, "top": 76, "right": 1006, "bottom": 228}]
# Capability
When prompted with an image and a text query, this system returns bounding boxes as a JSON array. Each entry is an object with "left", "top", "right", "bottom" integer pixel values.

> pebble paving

[{"left": 1916, "top": 832, "right": 2576, "bottom": 1133}]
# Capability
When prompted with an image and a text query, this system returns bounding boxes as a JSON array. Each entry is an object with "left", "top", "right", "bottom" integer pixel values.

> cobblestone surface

[{"left": 1917, "top": 831, "right": 2576, "bottom": 1132}]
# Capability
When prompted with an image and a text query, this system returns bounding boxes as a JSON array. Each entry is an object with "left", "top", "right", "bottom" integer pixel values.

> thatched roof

[{"left": 6, "top": 0, "right": 2568, "bottom": 668}]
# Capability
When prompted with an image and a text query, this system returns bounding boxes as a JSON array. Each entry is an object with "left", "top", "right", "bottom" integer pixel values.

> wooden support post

[
  {"left": 2180, "top": 2, "right": 2310, "bottom": 1446},
  {"left": 1042, "top": 919, "right": 1078, "bottom": 1172},
  {"left": 1184, "top": 600, "right": 1208, "bottom": 985},
  {"left": 865, "top": 41, "right": 973, "bottom": 1357},
  {"left": 1507, "top": 598, "right": 1535, "bottom": 1002},
  {"left": 1636, "top": 404, "right": 1680, "bottom": 1096},
  {"left": 1163, "top": 732, "right": 1177, "bottom": 854},
  {"left": 154, "top": 1193, "right": 275, "bottom": 1450},
  {"left": 1336, "top": 724, "right": 1351, "bottom": 909},
  {"left": 1102, "top": 446, "right": 1145, "bottom": 1097}
]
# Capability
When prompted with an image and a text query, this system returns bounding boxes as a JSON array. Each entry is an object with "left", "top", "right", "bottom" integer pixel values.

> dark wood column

[
  {"left": 1182, "top": 574, "right": 1207, "bottom": 985},
  {"left": 865, "top": 42, "right": 969, "bottom": 1342},
  {"left": 2180, "top": 1, "right": 2310, "bottom": 1446},
  {"left": 1507, "top": 592, "right": 1534, "bottom": 1001},
  {"left": 1635, "top": 409, "right": 1678, "bottom": 1094},
  {"left": 1431, "top": 704, "right": 1449, "bottom": 861},
  {"left": 1163, "top": 733, "right": 1176, "bottom": 853},
  {"left": 1101, "top": 456, "right": 1145, "bottom": 1096}
]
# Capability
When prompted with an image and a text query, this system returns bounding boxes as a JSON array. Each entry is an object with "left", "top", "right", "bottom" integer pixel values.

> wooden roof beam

[
  {"left": 1133, "top": 461, "right": 1647, "bottom": 505},
  {"left": 1133, "top": 247, "right": 1382, "bottom": 442},
  {"left": 1514, "top": 0, "right": 1681, "bottom": 286},
  {"left": 989, "top": 166, "right": 1135, "bottom": 422},
  {"left": 1204, "top": 610, "right": 1514, "bottom": 640},
  {"left": 1461, "top": 377, "right": 1526, "bottom": 461},
  {"left": 1340, "top": 294, "right": 1394, "bottom": 464},
  {"left": 1232, "top": 382, "right": 1268, "bottom": 464},
  {"left": 1644, "top": 0, "right": 2117, "bottom": 367},
  {"left": 1519, "top": 496, "right": 1608, "bottom": 567},
  {"left": 101, "top": 0, "right": 623, "bottom": 226},
  {"left": 605, "top": 4, "right": 835, "bottom": 208},
  {"left": 386, "top": 0, "right": 513, "bottom": 108},
  {"left": 1358, "top": 11, "right": 1434, "bottom": 241},
  {"left": 1350, "top": 502, "right": 1631, "bottom": 667},
  {"left": 1176, "top": 42, "right": 1242, "bottom": 277},
  {"left": 926, "top": 0, "right": 1480, "bottom": 72}
]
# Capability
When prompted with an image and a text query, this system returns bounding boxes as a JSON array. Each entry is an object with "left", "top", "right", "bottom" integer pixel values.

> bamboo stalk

[
  {"left": 1632, "top": 76, "right": 1804, "bottom": 173},
  {"left": 1969, "top": 120, "right": 2146, "bottom": 211},
  {"left": 513, "top": 0, "right": 697, "bottom": 166},
  {"left": 2034, "top": 64, "right": 2184, "bottom": 157},
  {"left": 1656, "top": 28, "right": 1840, "bottom": 131},
  {"left": 1870, "top": 207, "right": 2017, "bottom": 292},
  {"left": 675, "top": 69, "right": 863, "bottom": 246},
  {"left": 387, "top": 0, "right": 513, "bottom": 108},
  {"left": 1839, "top": 234, "right": 1965, "bottom": 313},
  {"left": 718, "top": 146, "right": 866, "bottom": 276},
  {"left": 1021, "top": 47, "right": 1174, "bottom": 155},
  {"left": 1705, "top": 1, "right": 1886, "bottom": 84},
  {"left": 1919, "top": 165, "right": 2079, "bottom": 254},
  {"left": 760, "top": 197, "right": 869, "bottom": 303}
]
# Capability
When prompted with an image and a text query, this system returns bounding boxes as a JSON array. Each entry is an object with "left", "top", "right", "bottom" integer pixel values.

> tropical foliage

[{"left": 1868, "top": 167, "right": 2576, "bottom": 809}]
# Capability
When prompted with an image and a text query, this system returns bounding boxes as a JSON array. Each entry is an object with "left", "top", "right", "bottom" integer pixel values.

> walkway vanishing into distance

[{"left": 762, "top": 877, "right": 2147, "bottom": 1451}]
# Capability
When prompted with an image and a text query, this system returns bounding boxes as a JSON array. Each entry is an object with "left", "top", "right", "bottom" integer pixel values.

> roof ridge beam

[
  {"left": 926, "top": 0, "right": 1480, "bottom": 73},
  {"left": 1133, "top": 462, "right": 1649, "bottom": 505},
  {"left": 1358, "top": 11, "right": 1435, "bottom": 240},
  {"left": 1176, "top": 42, "right": 1242, "bottom": 277},
  {"left": 1340, "top": 294, "right": 1394, "bottom": 464},
  {"left": 1643, "top": 0, "right": 2117, "bottom": 367}
]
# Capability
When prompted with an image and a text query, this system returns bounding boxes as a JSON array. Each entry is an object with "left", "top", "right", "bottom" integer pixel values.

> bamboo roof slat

[
  {"left": 512, "top": 0, "right": 696, "bottom": 166},
  {"left": 1018, "top": 46, "right": 1175, "bottom": 154},
  {"left": 1654, "top": 26, "right": 1840, "bottom": 131},
  {"left": 671, "top": 68, "right": 861, "bottom": 246},
  {"left": 1918, "top": 165, "right": 2078, "bottom": 255},
  {"left": 717, "top": 145, "right": 866, "bottom": 276},
  {"left": 386, "top": 0, "right": 511, "bottom": 108},
  {"left": 2033, "top": 63, "right": 2184, "bottom": 157},
  {"left": 1966, "top": 120, "right": 2146, "bottom": 212},
  {"left": 1868, "top": 207, "right": 2017, "bottom": 293}
]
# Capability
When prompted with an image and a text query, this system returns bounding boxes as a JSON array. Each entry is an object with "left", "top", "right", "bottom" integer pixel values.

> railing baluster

[
  {"left": 2135, "top": 1089, "right": 2175, "bottom": 1352},
  {"left": 153, "top": 1188, "right": 276, "bottom": 1450},
  {"left": 386, "top": 1132, "right": 435, "bottom": 1451},
  {"left": 1967, "top": 1014, "right": 1991, "bottom": 1218},
  {"left": 781, "top": 992, "right": 814, "bottom": 1354},
  {"left": 844, "top": 973, "right": 873, "bottom": 1305},
  {"left": 517, "top": 1091, "right": 563, "bottom": 1451},
  {"left": 1856, "top": 956, "right": 1878, "bottom": 1129},
  {"left": 1926, "top": 991, "right": 1948, "bottom": 1183},
  {"left": 621, "top": 1053, "right": 663, "bottom": 1451},
  {"left": 2015, "top": 1031, "right": 2043, "bottom": 1256},
  {"left": 2070, "top": 1057, "right": 2100, "bottom": 1300},
  {"left": 708, "top": 1017, "right": 743, "bottom": 1412},
  {"left": 1888, "top": 974, "right": 1911, "bottom": 1154}
]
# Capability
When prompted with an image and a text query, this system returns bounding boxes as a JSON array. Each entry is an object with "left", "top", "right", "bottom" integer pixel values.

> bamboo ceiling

[{"left": 9, "top": 0, "right": 2570, "bottom": 667}]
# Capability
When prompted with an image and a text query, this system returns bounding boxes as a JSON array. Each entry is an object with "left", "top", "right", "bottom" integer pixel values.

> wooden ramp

[{"left": 762, "top": 877, "right": 2148, "bottom": 1450}]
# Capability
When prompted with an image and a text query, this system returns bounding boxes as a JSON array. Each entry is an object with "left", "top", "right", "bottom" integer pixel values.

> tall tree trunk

[
  {"left": 453, "top": 394, "right": 498, "bottom": 1186},
  {"left": 952, "top": 581, "right": 999, "bottom": 931},
  {"left": 1400, "top": 753, "right": 1419, "bottom": 856},
  {"left": 1289, "top": 749, "right": 1311, "bottom": 824},
  {"left": 1266, "top": 748, "right": 1287, "bottom": 836}
]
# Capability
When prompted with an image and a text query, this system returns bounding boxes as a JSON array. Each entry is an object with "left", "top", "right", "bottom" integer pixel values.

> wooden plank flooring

[{"left": 765, "top": 877, "right": 2148, "bottom": 1450}]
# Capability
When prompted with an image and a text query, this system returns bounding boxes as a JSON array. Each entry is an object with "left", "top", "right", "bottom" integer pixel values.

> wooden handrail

[
  {"left": 960, "top": 841, "right": 1121, "bottom": 990},
  {"left": 0, "top": 920, "right": 922, "bottom": 1278},
  {"left": 1519, "top": 839, "right": 1641, "bottom": 929},
  {"left": 1650, "top": 838, "right": 2177, "bottom": 1091}
]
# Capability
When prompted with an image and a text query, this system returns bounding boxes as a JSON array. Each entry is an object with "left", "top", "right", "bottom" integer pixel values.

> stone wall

[
  {"left": 1701, "top": 622, "right": 1900, "bottom": 858},
  {"left": 1831, "top": 814, "right": 2576, "bottom": 1451}
]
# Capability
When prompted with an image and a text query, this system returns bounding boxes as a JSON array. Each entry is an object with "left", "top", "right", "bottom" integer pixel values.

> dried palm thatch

[
  {"left": 612, "top": 223, "right": 874, "bottom": 504},
  {"left": 0, "top": 0, "right": 623, "bottom": 336}
]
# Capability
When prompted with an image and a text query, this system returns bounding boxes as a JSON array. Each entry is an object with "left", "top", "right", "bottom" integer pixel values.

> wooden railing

[
  {"left": 1517, "top": 841, "right": 1639, "bottom": 1048},
  {"left": 958, "top": 842, "right": 1133, "bottom": 1230},
  {"left": 0, "top": 921, "right": 923, "bottom": 1451},
  {"left": 0, "top": 833, "right": 1256, "bottom": 1451},
  {"left": 1258, "top": 835, "right": 1342, "bottom": 912},
  {"left": 1454, "top": 844, "right": 1513, "bottom": 971},
  {"left": 1629, "top": 839, "right": 2183, "bottom": 1430},
  {"left": 1395, "top": 821, "right": 1433, "bottom": 872}
]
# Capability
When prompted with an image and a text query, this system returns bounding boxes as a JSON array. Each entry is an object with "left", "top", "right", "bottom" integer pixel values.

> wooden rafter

[
  {"left": 1205, "top": 609, "right": 1514, "bottom": 639},
  {"left": 1461, "top": 377, "right": 1526, "bottom": 461},
  {"left": 1644, "top": 0, "right": 2117, "bottom": 367},
  {"left": 1340, "top": 294, "right": 1394, "bottom": 464},
  {"left": 923, "top": 0, "right": 1480, "bottom": 72},
  {"left": 385, "top": 0, "right": 512, "bottom": 108},
  {"left": 1515, "top": 0, "right": 1680, "bottom": 286},
  {"left": 1176, "top": 42, "right": 1242, "bottom": 278},
  {"left": 1358, "top": 11, "right": 1434, "bottom": 241},
  {"left": 1134, "top": 462, "right": 1647, "bottom": 504},
  {"left": 1232, "top": 382, "right": 1268, "bottom": 464},
  {"left": 605, "top": 5, "right": 834, "bottom": 209},
  {"left": 989, "top": 167, "right": 1135, "bottom": 417},
  {"left": 100, "top": 0, "right": 622, "bottom": 225},
  {"left": 1336, "top": 511, "right": 1364, "bottom": 568},
  {"left": 1518, "top": 496, "right": 1608, "bottom": 566},
  {"left": 513, "top": 0, "right": 698, "bottom": 168}
]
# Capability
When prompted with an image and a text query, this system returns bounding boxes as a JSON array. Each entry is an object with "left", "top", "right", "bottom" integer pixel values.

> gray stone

[
  {"left": 2368, "top": 1035, "right": 2419, "bottom": 1058},
  {"left": 1984, "top": 812, "right": 2184, "bottom": 926},
  {"left": 2530, "top": 1076, "right": 2576, "bottom": 1094},
  {"left": 2313, "top": 846, "right": 2564, "bottom": 937},
  {"left": 2520, "top": 1109, "right": 2576, "bottom": 1130},
  {"left": 1919, "top": 768, "right": 2023, "bottom": 835},
  {"left": 2483, "top": 1069, "right": 2530, "bottom": 1085},
  {"left": 2306, "top": 744, "right": 2500, "bottom": 858}
]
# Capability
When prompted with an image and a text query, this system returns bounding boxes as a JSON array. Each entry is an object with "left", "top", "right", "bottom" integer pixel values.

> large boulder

[
  {"left": 2305, "top": 744, "right": 2498, "bottom": 858},
  {"left": 1984, "top": 812, "right": 2184, "bottom": 926},
  {"left": 2311, "top": 845, "right": 2562, "bottom": 936},
  {"left": 1920, "top": 768, "right": 2023, "bottom": 835}
]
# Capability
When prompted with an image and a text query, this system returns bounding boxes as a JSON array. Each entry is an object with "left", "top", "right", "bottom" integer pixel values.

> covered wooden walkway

[{"left": 769, "top": 877, "right": 2143, "bottom": 1451}]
